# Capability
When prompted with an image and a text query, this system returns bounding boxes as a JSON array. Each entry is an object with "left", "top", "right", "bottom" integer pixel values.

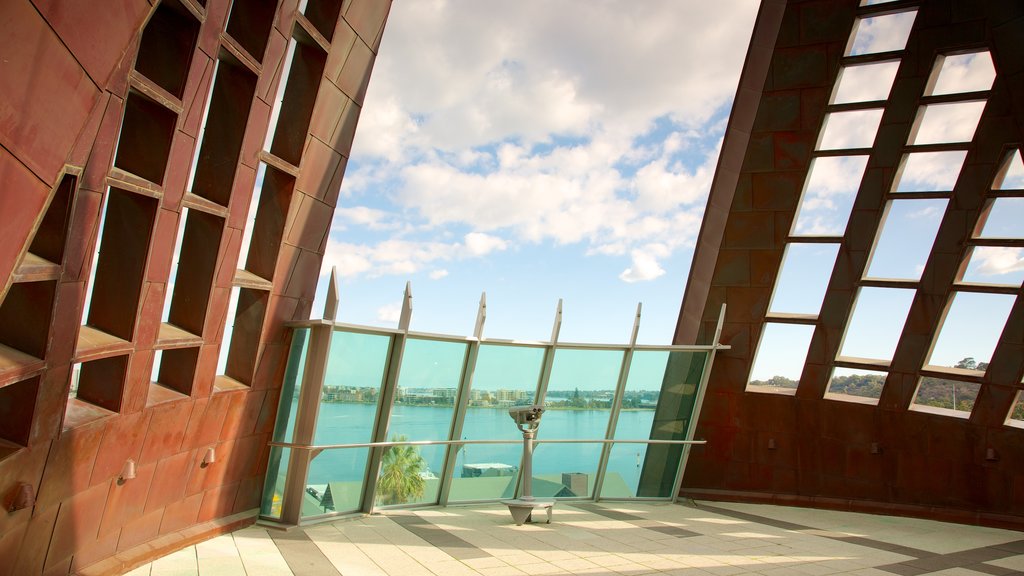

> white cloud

[
  {"left": 464, "top": 232, "right": 507, "bottom": 256},
  {"left": 619, "top": 247, "right": 667, "bottom": 283},
  {"left": 429, "top": 269, "right": 449, "bottom": 280},
  {"left": 377, "top": 302, "right": 402, "bottom": 323},
  {"left": 972, "top": 246, "right": 1024, "bottom": 277},
  {"left": 329, "top": 0, "right": 759, "bottom": 284}
]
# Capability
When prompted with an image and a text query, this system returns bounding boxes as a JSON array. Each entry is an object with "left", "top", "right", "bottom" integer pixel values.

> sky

[{"left": 310, "top": 0, "right": 761, "bottom": 344}]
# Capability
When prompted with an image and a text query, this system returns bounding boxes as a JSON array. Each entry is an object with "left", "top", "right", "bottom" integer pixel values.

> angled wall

[
  {"left": 678, "top": 0, "right": 1024, "bottom": 529},
  {"left": 0, "top": 0, "right": 390, "bottom": 573}
]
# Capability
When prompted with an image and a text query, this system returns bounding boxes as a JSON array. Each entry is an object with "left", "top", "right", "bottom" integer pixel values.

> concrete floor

[{"left": 125, "top": 501, "right": 1024, "bottom": 576}]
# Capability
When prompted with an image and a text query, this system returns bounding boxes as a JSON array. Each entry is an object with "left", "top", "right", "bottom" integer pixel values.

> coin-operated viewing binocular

[{"left": 507, "top": 404, "right": 545, "bottom": 430}]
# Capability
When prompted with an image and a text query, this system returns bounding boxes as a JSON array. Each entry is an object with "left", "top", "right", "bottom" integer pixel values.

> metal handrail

[{"left": 269, "top": 438, "right": 706, "bottom": 452}]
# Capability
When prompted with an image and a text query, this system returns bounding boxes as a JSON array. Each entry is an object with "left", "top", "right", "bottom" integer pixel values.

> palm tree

[{"left": 376, "top": 435, "right": 427, "bottom": 506}]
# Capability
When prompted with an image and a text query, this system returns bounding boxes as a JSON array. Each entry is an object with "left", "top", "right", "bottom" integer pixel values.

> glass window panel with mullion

[
  {"left": 847, "top": 11, "right": 917, "bottom": 56},
  {"left": 448, "top": 343, "right": 544, "bottom": 502},
  {"left": 261, "top": 328, "right": 310, "bottom": 519},
  {"left": 1005, "top": 389, "right": 1024, "bottom": 429},
  {"left": 304, "top": 330, "right": 393, "bottom": 516},
  {"left": 825, "top": 366, "right": 888, "bottom": 404},
  {"left": 792, "top": 155, "right": 868, "bottom": 236},
  {"left": 602, "top": 350, "right": 693, "bottom": 499},
  {"left": 375, "top": 337, "right": 467, "bottom": 507},
  {"left": 926, "top": 291, "right": 1015, "bottom": 372},
  {"left": 893, "top": 151, "right": 967, "bottom": 192},
  {"left": 769, "top": 243, "right": 840, "bottom": 315},
  {"left": 961, "top": 246, "right": 1024, "bottom": 287},
  {"left": 929, "top": 51, "right": 996, "bottom": 96},
  {"left": 530, "top": 348, "right": 624, "bottom": 499},
  {"left": 838, "top": 287, "right": 916, "bottom": 362},
  {"left": 975, "top": 197, "right": 1024, "bottom": 239},
  {"left": 864, "top": 199, "right": 948, "bottom": 281},
  {"left": 747, "top": 322, "right": 815, "bottom": 393},
  {"left": 994, "top": 149, "right": 1024, "bottom": 190},
  {"left": 911, "top": 376, "right": 981, "bottom": 417},
  {"left": 833, "top": 60, "right": 900, "bottom": 104}
]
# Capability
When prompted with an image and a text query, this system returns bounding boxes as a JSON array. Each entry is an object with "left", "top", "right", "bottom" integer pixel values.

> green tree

[{"left": 376, "top": 435, "right": 426, "bottom": 506}]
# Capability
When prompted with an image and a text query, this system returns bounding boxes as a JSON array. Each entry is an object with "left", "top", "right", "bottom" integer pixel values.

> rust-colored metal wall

[
  {"left": 0, "top": 1, "right": 390, "bottom": 573},
  {"left": 678, "top": 0, "right": 1024, "bottom": 529}
]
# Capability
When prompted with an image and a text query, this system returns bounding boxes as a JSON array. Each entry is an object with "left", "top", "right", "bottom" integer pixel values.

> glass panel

[
  {"left": 603, "top": 349, "right": 677, "bottom": 498},
  {"left": 894, "top": 151, "right": 967, "bottom": 192},
  {"left": 976, "top": 198, "right": 1024, "bottom": 239},
  {"left": 530, "top": 443, "right": 602, "bottom": 498},
  {"left": 961, "top": 247, "right": 1024, "bottom": 286},
  {"left": 995, "top": 149, "right": 1024, "bottom": 189},
  {"left": 839, "top": 287, "right": 916, "bottom": 362},
  {"left": 769, "top": 243, "right": 839, "bottom": 315},
  {"left": 307, "top": 448, "right": 369, "bottom": 515},
  {"left": 817, "top": 109, "right": 884, "bottom": 150},
  {"left": 304, "top": 330, "right": 391, "bottom": 516},
  {"left": 833, "top": 61, "right": 900, "bottom": 104},
  {"left": 261, "top": 328, "right": 309, "bottom": 518},
  {"left": 911, "top": 101, "right": 986, "bottom": 145},
  {"left": 376, "top": 338, "right": 467, "bottom": 506},
  {"left": 926, "top": 292, "right": 1015, "bottom": 371},
  {"left": 747, "top": 323, "right": 814, "bottom": 393},
  {"left": 911, "top": 377, "right": 981, "bottom": 418},
  {"left": 792, "top": 156, "right": 868, "bottom": 236},
  {"left": 1006, "top": 390, "right": 1024, "bottom": 429},
  {"left": 449, "top": 344, "right": 544, "bottom": 502},
  {"left": 865, "top": 199, "right": 947, "bottom": 280},
  {"left": 637, "top": 351, "right": 706, "bottom": 497},
  {"left": 825, "top": 366, "right": 888, "bottom": 404},
  {"left": 848, "top": 11, "right": 917, "bottom": 56},
  {"left": 930, "top": 52, "right": 996, "bottom": 96},
  {"left": 601, "top": 443, "right": 653, "bottom": 498},
  {"left": 467, "top": 344, "right": 542, "bottom": 408}
]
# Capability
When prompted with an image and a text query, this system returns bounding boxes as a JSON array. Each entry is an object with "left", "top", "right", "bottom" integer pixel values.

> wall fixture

[
  {"left": 202, "top": 447, "right": 216, "bottom": 468},
  {"left": 986, "top": 448, "right": 999, "bottom": 461},
  {"left": 767, "top": 438, "right": 777, "bottom": 450},
  {"left": 870, "top": 442, "right": 881, "bottom": 454},
  {"left": 118, "top": 459, "right": 137, "bottom": 484},
  {"left": 7, "top": 483, "right": 35, "bottom": 512}
]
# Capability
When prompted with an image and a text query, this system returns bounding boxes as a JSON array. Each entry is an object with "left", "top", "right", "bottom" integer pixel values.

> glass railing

[{"left": 262, "top": 297, "right": 728, "bottom": 524}]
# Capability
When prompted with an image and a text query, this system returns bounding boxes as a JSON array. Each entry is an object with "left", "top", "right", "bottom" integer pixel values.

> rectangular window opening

[
  {"left": 302, "top": 0, "right": 345, "bottom": 42},
  {"left": 0, "top": 281, "right": 57, "bottom": 360},
  {"left": 769, "top": 243, "right": 839, "bottom": 315},
  {"left": 29, "top": 174, "right": 76, "bottom": 266},
  {"left": 245, "top": 165, "right": 295, "bottom": 281},
  {"left": 910, "top": 376, "right": 980, "bottom": 418},
  {"left": 1005, "top": 390, "right": 1024, "bottom": 429},
  {"left": 189, "top": 51, "right": 258, "bottom": 206},
  {"left": 824, "top": 367, "right": 887, "bottom": 405},
  {"left": 893, "top": 150, "right": 967, "bottom": 192},
  {"left": 746, "top": 322, "right": 814, "bottom": 395},
  {"left": 847, "top": 10, "right": 917, "bottom": 57},
  {"left": 74, "top": 355, "right": 129, "bottom": 413},
  {"left": 134, "top": 0, "right": 200, "bottom": 98},
  {"left": 222, "top": 288, "right": 269, "bottom": 386},
  {"left": 865, "top": 199, "right": 947, "bottom": 281},
  {"left": 792, "top": 155, "right": 868, "bottom": 236},
  {"left": 928, "top": 51, "right": 996, "bottom": 96},
  {"left": 993, "top": 149, "right": 1024, "bottom": 190},
  {"left": 226, "top": 0, "right": 278, "bottom": 62},
  {"left": 113, "top": 91, "right": 178, "bottom": 185},
  {"left": 832, "top": 61, "right": 900, "bottom": 104},
  {"left": 84, "top": 188, "right": 159, "bottom": 341},
  {"left": 817, "top": 109, "right": 884, "bottom": 151},
  {"left": 925, "top": 291, "right": 1015, "bottom": 374},
  {"left": 910, "top": 101, "right": 986, "bottom": 146},
  {"left": 267, "top": 32, "right": 328, "bottom": 166},
  {"left": 838, "top": 287, "right": 916, "bottom": 363},
  {"left": 152, "top": 347, "right": 200, "bottom": 398},
  {"left": 166, "top": 210, "right": 225, "bottom": 337},
  {"left": 960, "top": 246, "right": 1024, "bottom": 287},
  {"left": 0, "top": 376, "right": 40, "bottom": 457}
]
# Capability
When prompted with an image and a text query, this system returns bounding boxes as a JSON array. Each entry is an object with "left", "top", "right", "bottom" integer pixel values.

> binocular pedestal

[{"left": 502, "top": 424, "right": 555, "bottom": 525}]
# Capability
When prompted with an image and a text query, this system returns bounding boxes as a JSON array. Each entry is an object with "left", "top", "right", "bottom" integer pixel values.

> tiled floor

[{"left": 124, "top": 501, "right": 1024, "bottom": 576}]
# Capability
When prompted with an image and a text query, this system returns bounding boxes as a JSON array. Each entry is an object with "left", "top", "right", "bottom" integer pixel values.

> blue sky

[{"left": 311, "top": 0, "right": 760, "bottom": 344}]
